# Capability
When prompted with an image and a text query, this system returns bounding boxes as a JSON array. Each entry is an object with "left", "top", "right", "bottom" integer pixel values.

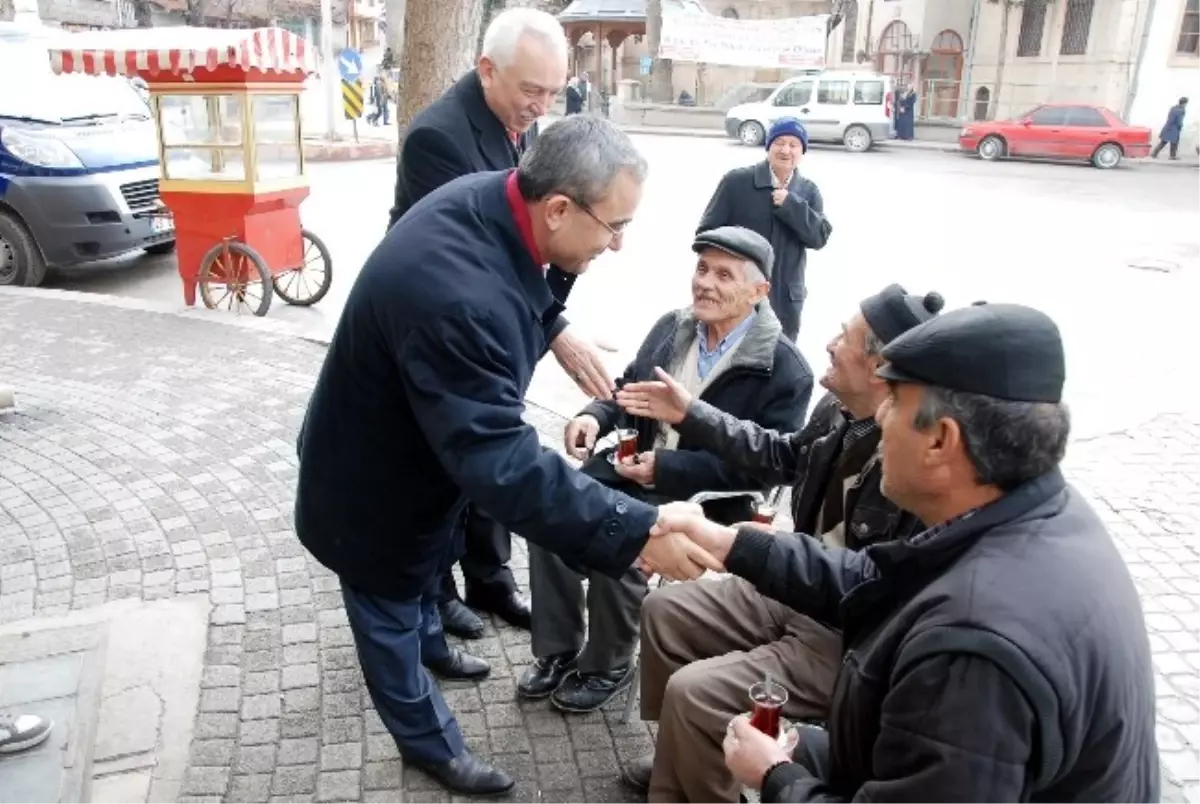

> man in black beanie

[{"left": 612, "top": 284, "right": 943, "bottom": 802}]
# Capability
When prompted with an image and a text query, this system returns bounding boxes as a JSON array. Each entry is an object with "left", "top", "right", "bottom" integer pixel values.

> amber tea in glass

[
  {"left": 748, "top": 677, "right": 787, "bottom": 739},
  {"left": 616, "top": 429, "right": 638, "bottom": 462}
]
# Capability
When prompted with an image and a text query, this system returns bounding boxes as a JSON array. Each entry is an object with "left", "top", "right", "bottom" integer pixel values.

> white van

[{"left": 724, "top": 70, "right": 896, "bottom": 152}]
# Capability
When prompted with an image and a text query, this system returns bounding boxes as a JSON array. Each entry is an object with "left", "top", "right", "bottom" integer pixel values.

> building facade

[{"left": 1127, "top": 0, "right": 1198, "bottom": 152}]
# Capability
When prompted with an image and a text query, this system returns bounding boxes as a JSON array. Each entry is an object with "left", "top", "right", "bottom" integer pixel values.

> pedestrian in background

[
  {"left": 387, "top": 8, "right": 616, "bottom": 645},
  {"left": 698, "top": 117, "right": 831, "bottom": 341},
  {"left": 1152, "top": 97, "right": 1187, "bottom": 160},
  {"left": 895, "top": 83, "right": 917, "bottom": 140},
  {"left": 565, "top": 76, "right": 584, "bottom": 115}
]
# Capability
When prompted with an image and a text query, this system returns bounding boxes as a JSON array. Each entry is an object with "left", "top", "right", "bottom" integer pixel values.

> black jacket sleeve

[
  {"left": 391, "top": 127, "right": 472, "bottom": 225},
  {"left": 401, "top": 305, "right": 658, "bottom": 578},
  {"left": 697, "top": 174, "right": 734, "bottom": 233},
  {"left": 764, "top": 650, "right": 1036, "bottom": 802},
  {"left": 774, "top": 182, "right": 831, "bottom": 250},
  {"left": 725, "top": 526, "right": 869, "bottom": 628},
  {"left": 654, "top": 358, "right": 812, "bottom": 500},
  {"left": 675, "top": 404, "right": 806, "bottom": 487}
]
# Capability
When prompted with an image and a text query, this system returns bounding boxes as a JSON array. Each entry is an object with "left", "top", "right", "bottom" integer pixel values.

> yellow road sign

[{"left": 342, "top": 78, "right": 364, "bottom": 120}]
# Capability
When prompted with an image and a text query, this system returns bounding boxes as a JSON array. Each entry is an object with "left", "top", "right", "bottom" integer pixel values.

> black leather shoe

[
  {"left": 466, "top": 590, "right": 532, "bottom": 631},
  {"left": 412, "top": 750, "right": 514, "bottom": 796},
  {"left": 439, "top": 599, "right": 485, "bottom": 640},
  {"left": 550, "top": 663, "right": 634, "bottom": 713},
  {"left": 517, "top": 650, "right": 579, "bottom": 699},
  {"left": 621, "top": 754, "right": 654, "bottom": 793},
  {"left": 424, "top": 647, "right": 491, "bottom": 681}
]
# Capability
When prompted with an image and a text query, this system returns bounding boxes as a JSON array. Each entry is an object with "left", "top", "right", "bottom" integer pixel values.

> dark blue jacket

[
  {"left": 1160, "top": 104, "right": 1186, "bottom": 143},
  {"left": 296, "top": 170, "right": 659, "bottom": 600}
]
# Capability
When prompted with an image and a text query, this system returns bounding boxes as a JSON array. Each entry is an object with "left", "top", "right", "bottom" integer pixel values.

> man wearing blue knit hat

[{"left": 698, "top": 117, "right": 832, "bottom": 341}]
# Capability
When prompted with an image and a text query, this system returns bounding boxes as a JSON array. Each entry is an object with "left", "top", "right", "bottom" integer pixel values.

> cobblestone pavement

[{"left": 0, "top": 293, "right": 1196, "bottom": 803}]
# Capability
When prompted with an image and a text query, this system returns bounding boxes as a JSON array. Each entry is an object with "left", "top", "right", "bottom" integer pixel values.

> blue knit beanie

[{"left": 766, "top": 117, "right": 809, "bottom": 152}]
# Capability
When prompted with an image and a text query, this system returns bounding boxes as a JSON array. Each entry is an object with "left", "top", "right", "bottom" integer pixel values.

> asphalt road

[{"left": 41, "top": 136, "right": 1200, "bottom": 438}]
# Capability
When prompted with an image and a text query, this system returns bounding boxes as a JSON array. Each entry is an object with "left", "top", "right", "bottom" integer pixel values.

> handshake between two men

[{"left": 638, "top": 502, "right": 735, "bottom": 581}]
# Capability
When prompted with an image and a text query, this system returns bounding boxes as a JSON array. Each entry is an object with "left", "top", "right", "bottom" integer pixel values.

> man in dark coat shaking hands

[
  {"left": 297, "top": 116, "right": 720, "bottom": 796},
  {"left": 388, "top": 8, "right": 616, "bottom": 640}
]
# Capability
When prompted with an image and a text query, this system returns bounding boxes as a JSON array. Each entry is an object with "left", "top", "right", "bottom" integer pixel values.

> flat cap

[
  {"left": 693, "top": 226, "right": 775, "bottom": 280},
  {"left": 876, "top": 303, "right": 1066, "bottom": 403}
]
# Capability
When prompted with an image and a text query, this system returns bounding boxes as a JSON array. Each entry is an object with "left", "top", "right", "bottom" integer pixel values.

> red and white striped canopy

[{"left": 48, "top": 26, "right": 317, "bottom": 79}]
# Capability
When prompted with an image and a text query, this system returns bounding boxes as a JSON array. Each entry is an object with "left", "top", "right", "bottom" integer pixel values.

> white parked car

[{"left": 724, "top": 70, "right": 896, "bottom": 152}]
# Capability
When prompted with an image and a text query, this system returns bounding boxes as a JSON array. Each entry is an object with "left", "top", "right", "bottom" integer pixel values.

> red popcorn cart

[{"left": 48, "top": 27, "right": 333, "bottom": 316}]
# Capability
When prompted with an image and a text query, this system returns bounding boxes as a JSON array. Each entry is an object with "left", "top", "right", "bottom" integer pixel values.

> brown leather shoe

[{"left": 621, "top": 754, "right": 653, "bottom": 793}]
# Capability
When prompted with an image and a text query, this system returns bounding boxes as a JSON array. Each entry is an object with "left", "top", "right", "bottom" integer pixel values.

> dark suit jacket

[
  {"left": 388, "top": 70, "right": 575, "bottom": 339},
  {"left": 298, "top": 171, "right": 658, "bottom": 600}
]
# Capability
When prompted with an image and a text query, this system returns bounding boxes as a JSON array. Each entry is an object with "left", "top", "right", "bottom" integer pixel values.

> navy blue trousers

[{"left": 342, "top": 584, "right": 465, "bottom": 764}]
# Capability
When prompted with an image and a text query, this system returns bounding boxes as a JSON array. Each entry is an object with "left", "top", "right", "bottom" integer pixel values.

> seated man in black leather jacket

[
  {"left": 517, "top": 227, "right": 813, "bottom": 715},
  {"left": 613, "top": 284, "right": 943, "bottom": 803}
]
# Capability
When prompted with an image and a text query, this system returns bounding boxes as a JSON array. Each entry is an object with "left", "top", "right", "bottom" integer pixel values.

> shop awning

[{"left": 47, "top": 26, "right": 317, "bottom": 79}]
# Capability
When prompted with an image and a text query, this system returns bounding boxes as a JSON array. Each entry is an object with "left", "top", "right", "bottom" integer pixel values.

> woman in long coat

[
  {"left": 1152, "top": 97, "right": 1188, "bottom": 159},
  {"left": 895, "top": 85, "right": 917, "bottom": 140}
]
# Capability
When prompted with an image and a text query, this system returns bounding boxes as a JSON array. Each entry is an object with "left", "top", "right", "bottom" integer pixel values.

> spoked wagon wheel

[
  {"left": 198, "top": 240, "right": 272, "bottom": 317},
  {"left": 273, "top": 228, "right": 332, "bottom": 307}
]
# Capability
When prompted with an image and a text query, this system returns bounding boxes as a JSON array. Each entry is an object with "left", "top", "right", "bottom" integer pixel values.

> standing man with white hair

[{"left": 388, "top": 8, "right": 616, "bottom": 643}]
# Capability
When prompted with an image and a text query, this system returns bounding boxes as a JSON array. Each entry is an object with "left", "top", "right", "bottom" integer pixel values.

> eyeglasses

[{"left": 570, "top": 198, "right": 627, "bottom": 242}]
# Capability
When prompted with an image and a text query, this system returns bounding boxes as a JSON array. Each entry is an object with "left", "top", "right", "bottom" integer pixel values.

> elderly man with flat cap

[
  {"left": 654, "top": 303, "right": 1159, "bottom": 802},
  {"left": 613, "top": 283, "right": 943, "bottom": 803},
  {"left": 518, "top": 225, "right": 813, "bottom": 716}
]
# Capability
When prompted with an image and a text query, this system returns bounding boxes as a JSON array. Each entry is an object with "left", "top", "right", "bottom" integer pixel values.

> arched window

[
  {"left": 925, "top": 29, "right": 964, "bottom": 118},
  {"left": 840, "top": 0, "right": 858, "bottom": 63},
  {"left": 876, "top": 20, "right": 916, "bottom": 86},
  {"left": 974, "top": 87, "right": 991, "bottom": 121},
  {"left": 721, "top": 7, "right": 739, "bottom": 19}
]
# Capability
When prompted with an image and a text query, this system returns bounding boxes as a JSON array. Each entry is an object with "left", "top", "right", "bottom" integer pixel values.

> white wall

[
  {"left": 964, "top": 0, "right": 1148, "bottom": 121},
  {"left": 1128, "top": 0, "right": 1200, "bottom": 152}
]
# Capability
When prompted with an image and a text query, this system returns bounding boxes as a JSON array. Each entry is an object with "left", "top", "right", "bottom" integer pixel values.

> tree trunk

[
  {"left": 990, "top": 0, "right": 1013, "bottom": 120},
  {"left": 645, "top": 0, "right": 673, "bottom": 103},
  {"left": 476, "top": 0, "right": 504, "bottom": 61},
  {"left": 396, "top": 0, "right": 484, "bottom": 137}
]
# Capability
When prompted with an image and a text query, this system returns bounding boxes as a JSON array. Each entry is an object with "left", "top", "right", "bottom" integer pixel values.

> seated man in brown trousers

[{"left": 614, "top": 284, "right": 944, "bottom": 802}]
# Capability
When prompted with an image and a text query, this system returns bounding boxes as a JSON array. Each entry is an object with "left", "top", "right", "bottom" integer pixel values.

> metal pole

[
  {"left": 959, "top": 0, "right": 983, "bottom": 122},
  {"left": 321, "top": 0, "right": 339, "bottom": 139}
]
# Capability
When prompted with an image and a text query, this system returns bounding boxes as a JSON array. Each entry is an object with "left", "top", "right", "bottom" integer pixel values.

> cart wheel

[
  {"left": 198, "top": 240, "right": 272, "bottom": 317},
  {"left": 273, "top": 228, "right": 332, "bottom": 307}
]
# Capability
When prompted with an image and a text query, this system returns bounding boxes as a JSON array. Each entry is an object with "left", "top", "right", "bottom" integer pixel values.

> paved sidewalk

[{"left": 0, "top": 291, "right": 1196, "bottom": 803}]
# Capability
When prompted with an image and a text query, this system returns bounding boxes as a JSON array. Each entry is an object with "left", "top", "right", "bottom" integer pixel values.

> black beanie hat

[{"left": 860, "top": 284, "right": 945, "bottom": 344}]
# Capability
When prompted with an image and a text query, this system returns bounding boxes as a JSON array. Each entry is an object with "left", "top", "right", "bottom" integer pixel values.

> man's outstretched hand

[
  {"left": 616, "top": 367, "right": 692, "bottom": 425},
  {"left": 551, "top": 327, "right": 614, "bottom": 401}
]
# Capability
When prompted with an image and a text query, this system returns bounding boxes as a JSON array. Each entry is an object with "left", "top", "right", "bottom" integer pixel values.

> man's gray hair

[
  {"left": 864, "top": 327, "right": 885, "bottom": 357},
  {"left": 481, "top": 8, "right": 569, "bottom": 68},
  {"left": 518, "top": 116, "right": 649, "bottom": 206},
  {"left": 913, "top": 387, "right": 1071, "bottom": 491}
]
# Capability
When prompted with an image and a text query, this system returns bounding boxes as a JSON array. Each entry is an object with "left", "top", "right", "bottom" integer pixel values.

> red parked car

[{"left": 960, "top": 103, "right": 1152, "bottom": 169}]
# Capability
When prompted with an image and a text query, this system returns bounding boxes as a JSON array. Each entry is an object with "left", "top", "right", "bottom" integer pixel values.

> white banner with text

[{"left": 659, "top": 11, "right": 829, "bottom": 69}]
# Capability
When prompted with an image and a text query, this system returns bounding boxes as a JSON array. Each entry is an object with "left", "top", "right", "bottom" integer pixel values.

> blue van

[{"left": 0, "top": 22, "right": 175, "bottom": 287}]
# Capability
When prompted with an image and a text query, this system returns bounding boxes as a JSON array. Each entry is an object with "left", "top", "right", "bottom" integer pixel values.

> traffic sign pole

[{"left": 320, "top": 0, "right": 337, "bottom": 138}]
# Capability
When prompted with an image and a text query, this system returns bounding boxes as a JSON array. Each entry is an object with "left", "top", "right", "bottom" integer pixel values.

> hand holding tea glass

[
  {"left": 725, "top": 674, "right": 797, "bottom": 790},
  {"left": 614, "top": 451, "right": 655, "bottom": 487},
  {"left": 616, "top": 367, "right": 693, "bottom": 425}
]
